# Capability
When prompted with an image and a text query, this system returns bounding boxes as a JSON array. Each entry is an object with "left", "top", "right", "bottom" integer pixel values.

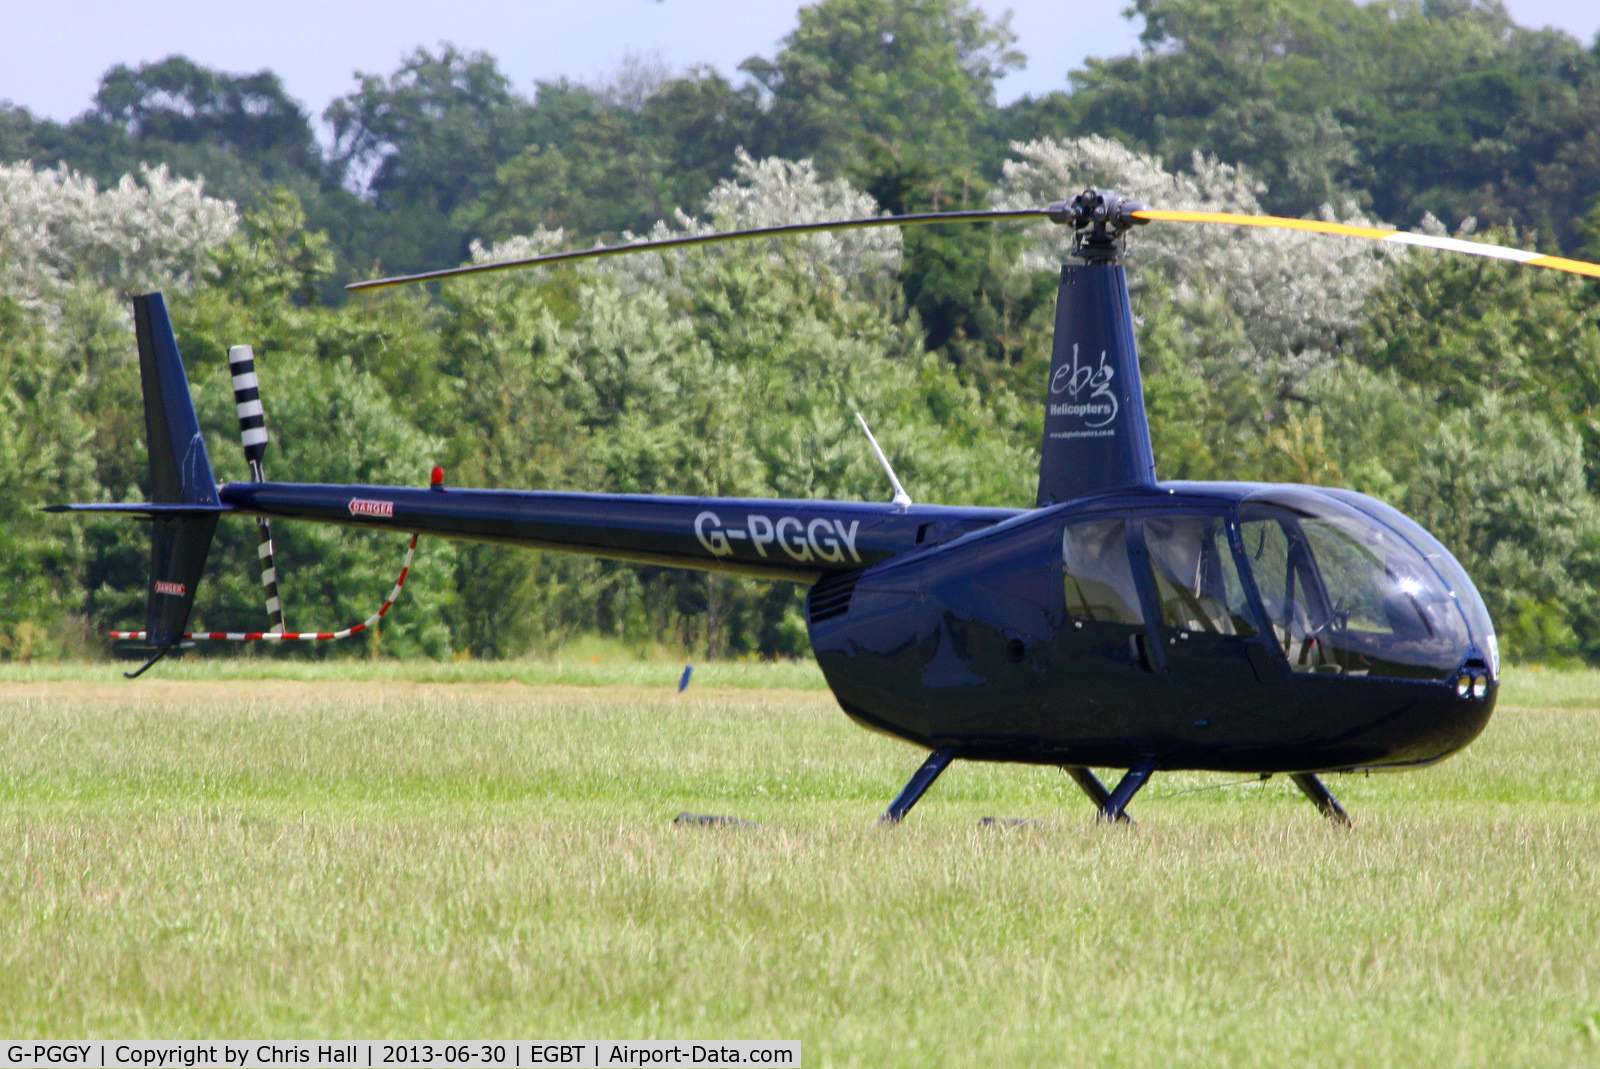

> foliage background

[{"left": 3, "top": 0, "right": 1599, "bottom": 664}]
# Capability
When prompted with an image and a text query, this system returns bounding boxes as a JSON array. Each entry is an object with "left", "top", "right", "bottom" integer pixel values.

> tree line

[{"left": 2, "top": 0, "right": 1599, "bottom": 664}]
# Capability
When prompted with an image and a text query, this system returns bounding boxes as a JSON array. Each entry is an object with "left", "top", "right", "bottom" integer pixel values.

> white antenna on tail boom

[{"left": 855, "top": 412, "right": 913, "bottom": 510}]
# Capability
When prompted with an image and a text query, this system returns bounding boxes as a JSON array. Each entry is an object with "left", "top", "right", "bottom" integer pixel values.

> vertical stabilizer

[
  {"left": 131, "top": 292, "right": 220, "bottom": 648},
  {"left": 1036, "top": 262, "right": 1157, "bottom": 506},
  {"left": 134, "top": 293, "right": 220, "bottom": 507}
]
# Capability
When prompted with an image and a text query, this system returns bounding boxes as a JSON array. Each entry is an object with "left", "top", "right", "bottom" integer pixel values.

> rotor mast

[{"left": 1034, "top": 190, "right": 1158, "bottom": 506}]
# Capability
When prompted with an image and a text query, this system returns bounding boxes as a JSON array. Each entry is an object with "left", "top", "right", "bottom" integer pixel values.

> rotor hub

[{"left": 1047, "top": 189, "right": 1150, "bottom": 263}]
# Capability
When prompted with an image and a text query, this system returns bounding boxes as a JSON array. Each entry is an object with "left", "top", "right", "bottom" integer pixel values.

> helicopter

[{"left": 48, "top": 188, "right": 1600, "bottom": 826}]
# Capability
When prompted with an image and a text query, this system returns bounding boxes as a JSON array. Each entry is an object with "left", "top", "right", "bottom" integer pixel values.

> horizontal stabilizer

[{"left": 43, "top": 502, "right": 232, "bottom": 516}]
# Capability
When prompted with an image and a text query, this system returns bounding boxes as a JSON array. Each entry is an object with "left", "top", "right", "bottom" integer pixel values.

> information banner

[{"left": 1, "top": 1044, "right": 799, "bottom": 1069}]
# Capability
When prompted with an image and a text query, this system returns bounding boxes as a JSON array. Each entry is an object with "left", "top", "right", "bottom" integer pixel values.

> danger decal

[{"left": 348, "top": 498, "right": 395, "bottom": 518}]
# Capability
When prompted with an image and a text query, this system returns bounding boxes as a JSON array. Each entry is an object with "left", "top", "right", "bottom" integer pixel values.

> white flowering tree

[
  {"left": 0, "top": 163, "right": 236, "bottom": 657},
  {"left": 0, "top": 162, "right": 235, "bottom": 308},
  {"left": 466, "top": 150, "right": 903, "bottom": 299}
]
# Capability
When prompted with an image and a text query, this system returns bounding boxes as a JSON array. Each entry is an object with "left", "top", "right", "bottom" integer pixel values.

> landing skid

[
  {"left": 1063, "top": 762, "right": 1156, "bottom": 822},
  {"left": 879, "top": 747, "right": 955, "bottom": 825},
  {"left": 881, "top": 757, "right": 1350, "bottom": 827},
  {"left": 1290, "top": 772, "right": 1352, "bottom": 825}
]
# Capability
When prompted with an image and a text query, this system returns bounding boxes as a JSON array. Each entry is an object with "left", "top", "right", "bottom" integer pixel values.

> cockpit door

[
  {"left": 1042, "top": 515, "right": 1169, "bottom": 742},
  {"left": 1136, "top": 513, "right": 1291, "bottom": 744}
]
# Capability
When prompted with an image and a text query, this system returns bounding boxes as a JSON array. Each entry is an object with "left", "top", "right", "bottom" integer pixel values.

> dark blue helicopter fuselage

[
  {"left": 806, "top": 481, "right": 1497, "bottom": 775},
  {"left": 61, "top": 212, "right": 1515, "bottom": 813},
  {"left": 214, "top": 475, "right": 1497, "bottom": 777}
]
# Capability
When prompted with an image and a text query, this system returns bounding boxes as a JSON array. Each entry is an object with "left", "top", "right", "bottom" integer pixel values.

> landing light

[
  {"left": 1471, "top": 674, "right": 1490, "bottom": 700},
  {"left": 1455, "top": 676, "right": 1472, "bottom": 699}
]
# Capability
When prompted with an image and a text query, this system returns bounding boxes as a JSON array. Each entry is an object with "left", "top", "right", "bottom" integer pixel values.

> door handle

[{"left": 1131, "top": 632, "right": 1156, "bottom": 673}]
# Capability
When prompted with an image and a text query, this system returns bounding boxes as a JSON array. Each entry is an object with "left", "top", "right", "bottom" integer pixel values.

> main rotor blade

[
  {"left": 1133, "top": 208, "right": 1600, "bottom": 279},
  {"left": 347, "top": 208, "right": 1052, "bottom": 292}
]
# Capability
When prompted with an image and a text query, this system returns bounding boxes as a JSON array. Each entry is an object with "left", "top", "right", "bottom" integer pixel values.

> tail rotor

[{"left": 228, "top": 344, "right": 286, "bottom": 634}]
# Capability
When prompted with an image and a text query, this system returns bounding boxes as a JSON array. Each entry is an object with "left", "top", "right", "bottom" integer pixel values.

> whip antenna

[{"left": 855, "top": 412, "right": 912, "bottom": 509}]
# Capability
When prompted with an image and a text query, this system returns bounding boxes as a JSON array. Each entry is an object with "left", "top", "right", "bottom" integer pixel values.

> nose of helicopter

[
  {"left": 1291, "top": 649, "right": 1498, "bottom": 771},
  {"left": 1437, "top": 667, "right": 1498, "bottom": 757},
  {"left": 1375, "top": 665, "right": 1499, "bottom": 769}
]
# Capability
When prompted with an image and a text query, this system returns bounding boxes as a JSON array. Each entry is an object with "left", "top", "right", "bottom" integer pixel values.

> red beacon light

[{"left": 430, "top": 465, "right": 445, "bottom": 491}]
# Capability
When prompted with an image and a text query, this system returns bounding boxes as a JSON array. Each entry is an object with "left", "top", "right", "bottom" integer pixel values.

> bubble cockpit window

[
  {"left": 1238, "top": 497, "right": 1471, "bottom": 680},
  {"left": 1322, "top": 488, "right": 1498, "bottom": 675}
]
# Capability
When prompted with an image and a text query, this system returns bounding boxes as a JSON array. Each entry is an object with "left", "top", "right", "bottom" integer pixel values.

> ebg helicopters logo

[{"left": 1049, "top": 344, "right": 1118, "bottom": 430}]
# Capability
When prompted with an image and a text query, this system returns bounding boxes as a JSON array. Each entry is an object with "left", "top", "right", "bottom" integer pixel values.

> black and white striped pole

[{"left": 228, "top": 345, "right": 286, "bottom": 634}]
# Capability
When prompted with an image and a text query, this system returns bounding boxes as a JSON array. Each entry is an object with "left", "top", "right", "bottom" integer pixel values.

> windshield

[
  {"left": 1322, "top": 488, "right": 1498, "bottom": 675},
  {"left": 1238, "top": 496, "right": 1471, "bottom": 681}
]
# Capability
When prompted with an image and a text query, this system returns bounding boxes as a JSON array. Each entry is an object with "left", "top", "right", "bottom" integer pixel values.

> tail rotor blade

[
  {"left": 228, "top": 345, "right": 269, "bottom": 479},
  {"left": 228, "top": 344, "right": 286, "bottom": 634},
  {"left": 255, "top": 524, "right": 285, "bottom": 635}
]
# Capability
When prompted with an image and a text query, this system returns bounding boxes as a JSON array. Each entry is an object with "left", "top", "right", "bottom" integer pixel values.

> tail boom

[{"left": 220, "top": 481, "right": 1020, "bottom": 582}]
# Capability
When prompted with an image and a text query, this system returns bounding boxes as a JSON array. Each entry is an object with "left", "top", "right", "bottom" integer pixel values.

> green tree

[
  {"left": 1, "top": 55, "right": 325, "bottom": 199},
  {"left": 431, "top": 155, "right": 1034, "bottom": 657},
  {"left": 1361, "top": 229, "right": 1600, "bottom": 486},
  {"left": 325, "top": 46, "right": 536, "bottom": 274},
  {"left": 1036, "top": 0, "right": 1600, "bottom": 245},
  {"left": 742, "top": 0, "right": 1019, "bottom": 176},
  {"left": 176, "top": 191, "right": 458, "bottom": 657},
  {"left": 91, "top": 56, "right": 321, "bottom": 177},
  {"left": 0, "top": 299, "right": 97, "bottom": 658},
  {"left": 461, "top": 65, "right": 762, "bottom": 242},
  {"left": 1405, "top": 398, "right": 1600, "bottom": 664},
  {"left": 736, "top": 0, "right": 1029, "bottom": 366},
  {"left": 1049, "top": 0, "right": 1372, "bottom": 216}
]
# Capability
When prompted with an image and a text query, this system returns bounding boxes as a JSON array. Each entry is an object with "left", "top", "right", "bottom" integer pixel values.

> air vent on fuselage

[{"left": 807, "top": 570, "right": 861, "bottom": 623}]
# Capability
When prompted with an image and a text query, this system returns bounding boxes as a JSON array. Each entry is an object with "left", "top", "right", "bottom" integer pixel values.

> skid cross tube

[
  {"left": 879, "top": 748, "right": 956, "bottom": 825},
  {"left": 1064, "top": 765, "right": 1135, "bottom": 822},
  {"left": 1100, "top": 759, "right": 1158, "bottom": 823}
]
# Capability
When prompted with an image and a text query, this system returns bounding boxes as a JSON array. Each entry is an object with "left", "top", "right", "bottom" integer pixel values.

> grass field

[{"left": 1, "top": 663, "right": 1597, "bottom": 1066}]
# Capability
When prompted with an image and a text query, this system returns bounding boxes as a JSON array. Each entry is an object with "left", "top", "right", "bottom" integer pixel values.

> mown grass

[
  {"left": 0, "top": 654, "right": 827, "bottom": 690},
  {"left": 0, "top": 665, "right": 1596, "bottom": 1065}
]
